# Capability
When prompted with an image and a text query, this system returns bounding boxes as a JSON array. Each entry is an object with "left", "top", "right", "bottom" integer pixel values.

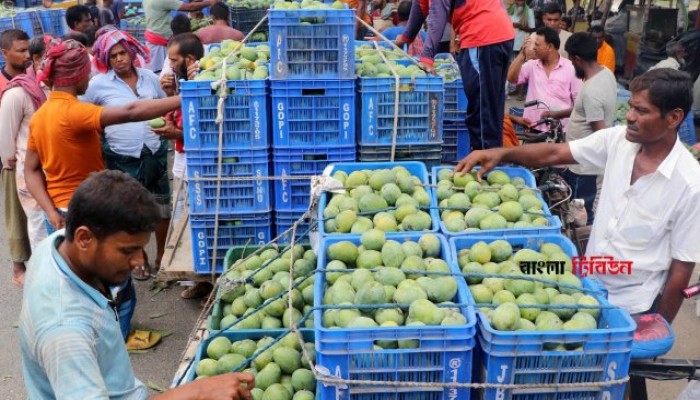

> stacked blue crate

[
  {"left": 119, "top": 16, "right": 146, "bottom": 43},
  {"left": 436, "top": 53, "right": 468, "bottom": 163},
  {"left": 181, "top": 78, "right": 272, "bottom": 273},
  {"left": 268, "top": 3, "right": 356, "bottom": 243},
  {"left": 0, "top": 11, "right": 43, "bottom": 38},
  {"left": 356, "top": 45, "right": 445, "bottom": 168},
  {"left": 38, "top": 9, "right": 68, "bottom": 37}
]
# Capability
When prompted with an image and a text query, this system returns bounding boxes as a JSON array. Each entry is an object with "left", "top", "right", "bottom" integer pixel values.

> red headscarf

[{"left": 36, "top": 38, "right": 91, "bottom": 88}]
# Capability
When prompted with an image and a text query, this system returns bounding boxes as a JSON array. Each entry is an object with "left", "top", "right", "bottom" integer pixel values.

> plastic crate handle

[{"left": 301, "top": 88, "right": 328, "bottom": 96}]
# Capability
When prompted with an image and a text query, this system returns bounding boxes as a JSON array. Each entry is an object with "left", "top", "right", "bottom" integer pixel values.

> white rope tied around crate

[
  {"left": 30, "top": 9, "right": 45, "bottom": 35},
  {"left": 312, "top": 375, "right": 630, "bottom": 391},
  {"left": 371, "top": 40, "right": 401, "bottom": 162},
  {"left": 205, "top": 13, "right": 270, "bottom": 282}
]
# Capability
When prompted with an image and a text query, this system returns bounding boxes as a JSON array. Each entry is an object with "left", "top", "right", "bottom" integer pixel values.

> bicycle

[
  {"left": 511, "top": 100, "right": 591, "bottom": 254},
  {"left": 627, "top": 282, "right": 700, "bottom": 400}
]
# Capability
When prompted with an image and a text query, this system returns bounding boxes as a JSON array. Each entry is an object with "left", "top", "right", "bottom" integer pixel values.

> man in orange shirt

[
  {"left": 591, "top": 26, "right": 615, "bottom": 73},
  {"left": 25, "top": 38, "right": 181, "bottom": 340},
  {"left": 25, "top": 38, "right": 181, "bottom": 234}
]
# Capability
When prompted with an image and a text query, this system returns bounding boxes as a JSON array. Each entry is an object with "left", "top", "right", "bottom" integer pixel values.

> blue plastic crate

[
  {"left": 274, "top": 209, "right": 313, "bottom": 244},
  {"left": 181, "top": 79, "right": 269, "bottom": 150},
  {"left": 120, "top": 17, "right": 146, "bottom": 43},
  {"left": 269, "top": 7, "right": 355, "bottom": 79},
  {"left": 317, "top": 161, "right": 440, "bottom": 236},
  {"left": 190, "top": 211, "right": 272, "bottom": 274},
  {"left": 443, "top": 78, "right": 467, "bottom": 122},
  {"left": 434, "top": 54, "right": 464, "bottom": 123},
  {"left": 314, "top": 233, "right": 476, "bottom": 400},
  {"left": 432, "top": 166, "right": 562, "bottom": 237},
  {"left": 229, "top": 6, "right": 268, "bottom": 34},
  {"left": 358, "top": 76, "right": 444, "bottom": 145},
  {"left": 184, "top": 329, "right": 315, "bottom": 382},
  {"left": 38, "top": 9, "right": 67, "bottom": 37},
  {"left": 357, "top": 143, "right": 443, "bottom": 170},
  {"left": 450, "top": 234, "right": 634, "bottom": 399},
  {"left": 273, "top": 145, "right": 356, "bottom": 211},
  {"left": 270, "top": 79, "right": 356, "bottom": 147},
  {"left": 13, "top": 0, "right": 42, "bottom": 8},
  {"left": 0, "top": 12, "right": 42, "bottom": 38},
  {"left": 442, "top": 122, "right": 470, "bottom": 164},
  {"left": 186, "top": 148, "right": 271, "bottom": 214},
  {"left": 679, "top": 113, "right": 696, "bottom": 146}
]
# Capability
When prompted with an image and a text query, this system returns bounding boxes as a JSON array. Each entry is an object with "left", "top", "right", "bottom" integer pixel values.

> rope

[
  {"left": 314, "top": 375, "right": 630, "bottom": 390},
  {"left": 371, "top": 40, "right": 401, "bottom": 162},
  {"left": 206, "top": 13, "right": 270, "bottom": 281}
]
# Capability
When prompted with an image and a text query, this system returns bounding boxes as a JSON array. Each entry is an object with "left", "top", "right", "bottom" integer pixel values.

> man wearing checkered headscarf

[
  {"left": 82, "top": 26, "right": 172, "bottom": 283},
  {"left": 36, "top": 38, "right": 92, "bottom": 90},
  {"left": 91, "top": 25, "right": 151, "bottom": 74}
]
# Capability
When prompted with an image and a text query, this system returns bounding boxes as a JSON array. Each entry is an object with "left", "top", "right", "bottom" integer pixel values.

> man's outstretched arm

[{"left": 455, "top": 142, "right": 577, "bottom": 180}]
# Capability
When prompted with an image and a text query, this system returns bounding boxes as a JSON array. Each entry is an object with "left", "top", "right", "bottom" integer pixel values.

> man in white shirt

[
  {"left": 456, "top": 68, "right": 700, "bottom": 323},
  {"left": 648, "top": 40, "right": 685, "bottom": 71}
]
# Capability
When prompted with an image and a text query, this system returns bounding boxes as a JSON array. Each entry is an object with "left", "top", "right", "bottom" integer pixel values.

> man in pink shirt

[
  {"left": 195, "top": 3, "right": 244, "bottom": 45},
  {"left": 507, "top": 26, "right": 581, "bottom": 132}
]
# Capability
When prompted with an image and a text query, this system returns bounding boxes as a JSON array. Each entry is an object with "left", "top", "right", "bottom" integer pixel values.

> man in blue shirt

[
  {"left": 381, "top": 1, "right": 427, "bottom": 42},
  {"left": 19, "top": 169, "right": 255, "bottom": 399},
  {"left": 83, "top": 27, "right": 171, "bottom": 282}
]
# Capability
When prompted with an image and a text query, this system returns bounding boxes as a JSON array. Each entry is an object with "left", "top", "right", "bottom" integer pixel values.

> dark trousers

[
  {"left": 456, "top": 40, "right": 514, "bottom": 150},
  {"left": 561, "top": 169, "right": 597, "bottom": 225}
]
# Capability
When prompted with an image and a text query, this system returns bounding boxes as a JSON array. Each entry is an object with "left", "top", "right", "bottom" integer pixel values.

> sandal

[
  {"left": 132, "top": 265, "right": 152, "bottom": 281},
  {"left": 126, "top": 329, "right": 162, "bottom": 351},
  {"left": 180, "top": 282, "right": 213, "bottom": 299}
]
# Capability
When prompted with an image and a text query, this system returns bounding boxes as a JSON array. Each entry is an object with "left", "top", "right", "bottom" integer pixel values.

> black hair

[
  {"left": 171, "top": 14, "right": 192, "bottom": 36},
  {"left": 590, "top": 25, "right": 604, "bottom": 34},
  {"left": 535, "top": 26, "right": 560, "bottom": 50},
  {"left": 63, "top": 31, "right": 88, "bottom": 47},
  {"left": 1, "top": 29, "right": 30, "bottom": 51},
  {"left": 28, "top": 35, "right": 48, "bottom": 58},
  {"left": 210, "top": 2, "right": 230, "bottom": 21},
  {"left": 629, "top": 69, "right": 693, "bottom": 119},
  {"left": 561, "top": 16, "right": 572, "bottom": 28},
  {"left": 397, "top": 0, "right": 411, "bottom": 22},
  {"left": 168, "top": 32, "right": 204, "bottom": 60},
  {"left": 565, "top": 32, "right": 598, "bottom": 62},
  {"left": 65, "top": 170, "right": 161, "bottom": 242},
  {"left": 66, "top": 5, "right": 91, "bottom": 29},
  {"left": 542, "top": 3, "right": 562, "bottom": 16}
]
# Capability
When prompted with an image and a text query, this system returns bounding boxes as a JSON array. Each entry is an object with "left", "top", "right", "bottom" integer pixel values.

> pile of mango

[
  {"left": 196, "top": 331, "right": 316, "bottom": 400},
  {"left": 460, "top": 239, "right": 602, "bottom": 347},
  {"left": 435, "top": 168, "right": 552, "bottom": 233},
  {"left": 215, "top": 245, "right": 316, "bottom": 330},
  {"left": 321, "top": 233, "right": 469, "bottom": 348},
  {"left": 196, "top": 40, "right": 270, "bottom": 81},
  {"left": 324, "top": 167, "right": 433, "bottom": 234},
  {"left": 272, "top": 0, "right": 345, "bottom": 10},
  {"left": 226, "top": 0, "right": 274, "bottom": 9},
  {"left": 355, "top": 44, "right": 424, "bottom": 78}
]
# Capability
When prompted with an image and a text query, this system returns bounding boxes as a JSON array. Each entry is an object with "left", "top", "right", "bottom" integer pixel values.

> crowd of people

[{"left": 1, "top": 0, "right": 700, "bottom": 398}]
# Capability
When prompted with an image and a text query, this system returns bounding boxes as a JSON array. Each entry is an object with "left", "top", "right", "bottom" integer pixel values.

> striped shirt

[{"left": 19, "top": 231, "right": 148, "bottom": 399}]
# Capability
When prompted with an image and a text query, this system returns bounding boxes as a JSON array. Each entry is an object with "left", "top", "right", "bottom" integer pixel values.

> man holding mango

[{"left": 82, "top": 27, "right": 173, "bottom": 281}]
